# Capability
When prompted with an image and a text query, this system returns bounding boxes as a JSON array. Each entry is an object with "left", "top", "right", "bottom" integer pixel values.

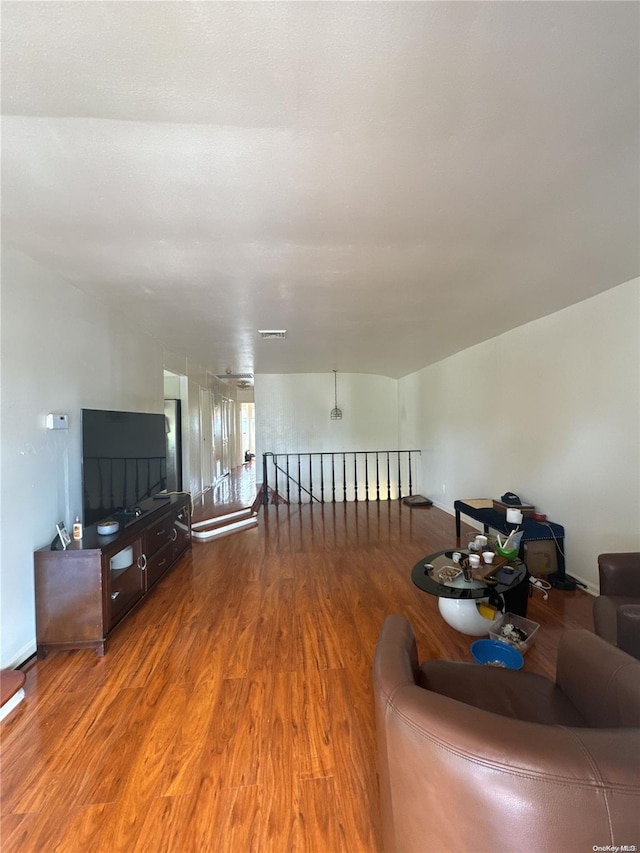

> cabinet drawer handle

[
  {"left": 138, "top": 554, "right": 147, "bottom": 571},
  {"left": 170, "top": 528, "right": 178, "bottom": 541},
  {"left": 156, "top": 529, "right": 166, "bottom": 537},
  {"left": 158, "top": 559, "right": 166, "bottom": 568},
  {"left": 111, "top": 591, "right": 120, "bottom": 600}
]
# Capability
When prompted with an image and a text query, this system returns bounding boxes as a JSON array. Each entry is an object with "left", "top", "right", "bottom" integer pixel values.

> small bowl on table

[{"left": 494, "top": 543, "right": 519, "bottom": 561}]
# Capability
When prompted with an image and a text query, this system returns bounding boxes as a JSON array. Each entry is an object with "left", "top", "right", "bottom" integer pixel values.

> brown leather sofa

[
  {"left": 593, "top": 552, "right": 640, "bottom": 659},
  {"left": 373, "top": 615, "right": 640, "bottom": 853}
]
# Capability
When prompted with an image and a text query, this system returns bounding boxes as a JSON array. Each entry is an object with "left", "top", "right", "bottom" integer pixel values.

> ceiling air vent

[
  {"left": 259, "top": 330, "right": 287, "bottom": 340},
  {"left": 215, "top": 373, "right": 254, "bottom": 381}
]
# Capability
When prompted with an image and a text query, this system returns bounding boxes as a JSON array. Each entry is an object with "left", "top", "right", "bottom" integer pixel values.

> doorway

[
  {"left": 199, "top": 386, "right": 213, "bottom": 491},
  {"left": 164, "top": 369, "right": 188, "bottom": 492},
  {"left": 240, "top": 402, "right": 256, "bottom": 460}
]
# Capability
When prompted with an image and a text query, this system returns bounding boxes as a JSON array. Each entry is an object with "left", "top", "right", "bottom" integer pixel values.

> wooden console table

[
  {"left": 34, "top": 493, "right": 191, "bottom": 657},
  {"left": 454, "top": 499, "right": 578, "bottom": 590}
]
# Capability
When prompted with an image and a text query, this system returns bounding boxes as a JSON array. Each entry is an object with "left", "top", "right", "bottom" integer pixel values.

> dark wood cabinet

[{"left": 34, "top": 493, "right": 191, "bottom": 657}]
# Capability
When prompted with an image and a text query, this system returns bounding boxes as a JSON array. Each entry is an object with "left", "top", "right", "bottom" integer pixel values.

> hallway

[{"left": 191, "top": 461, "right": 258, "bottom": 525}]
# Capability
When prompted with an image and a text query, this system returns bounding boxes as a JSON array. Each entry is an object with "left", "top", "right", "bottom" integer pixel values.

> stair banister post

[{"left": 262, "top": 452, "right": 273, "bottom": 505}]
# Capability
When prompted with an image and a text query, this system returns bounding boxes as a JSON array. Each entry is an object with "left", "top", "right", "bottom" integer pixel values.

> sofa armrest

[
  {"left": 598, "top": 552, "right": 640, "bottom": 596},
  {"left": 373, "top": 615, "right": 420, "bottom": 700},
  {"left": 375, "top": 678, "right": 640, "bottom": 853},
  {"left": 555, "top": 629, "right": 640, "bottom": 727},
  {"left": 617, "top": 604, "right": 640, "bottom": 660}
]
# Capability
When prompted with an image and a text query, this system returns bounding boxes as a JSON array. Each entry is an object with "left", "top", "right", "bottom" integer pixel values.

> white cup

[
  {"left": 468, "top": 553, "right": 481, "bottom": 569},
  {"left": 475, "top": 534, "right": 488, "bottom": 548},
  {"left": 482, "top": 551, "right": 495, "bottom": 564},
  {"left": 452, "top": 551, "right": 462, "bottom": 563}
]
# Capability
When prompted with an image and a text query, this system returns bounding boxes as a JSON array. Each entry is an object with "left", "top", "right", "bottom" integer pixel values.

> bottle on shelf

[{"left": 72, "top": 516, "right": 83, "bottom": 541}]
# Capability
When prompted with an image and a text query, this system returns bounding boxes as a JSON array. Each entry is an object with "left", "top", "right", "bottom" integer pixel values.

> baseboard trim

[
  {"left": 0, "top": 688, "right": 25, "bottom": 722},
  {"left": 1, "top": 640, "right": 37, "bottom": 672}
]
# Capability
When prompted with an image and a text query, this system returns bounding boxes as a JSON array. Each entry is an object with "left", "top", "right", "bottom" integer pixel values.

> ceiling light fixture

[{"left": 330, "top": 370, "right": 342, "bottom": 421}]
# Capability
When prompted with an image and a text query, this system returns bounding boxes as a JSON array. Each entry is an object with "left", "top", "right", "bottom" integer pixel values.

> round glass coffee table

[{"left": 411, "top": 549, "right": 527, "bottom": 636}]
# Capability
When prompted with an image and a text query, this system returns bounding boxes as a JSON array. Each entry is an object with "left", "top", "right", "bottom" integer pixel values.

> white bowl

[
  {"left": 97, "top": 520, "right": 120, "bottom": 536},
  {"left": 110, "top": 545, "right": 133, "bottom": 570}
]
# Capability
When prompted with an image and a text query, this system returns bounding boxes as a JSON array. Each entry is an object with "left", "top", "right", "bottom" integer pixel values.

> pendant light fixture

[{"left": 330, "top": 370, "right": 342, "bottom": 420}]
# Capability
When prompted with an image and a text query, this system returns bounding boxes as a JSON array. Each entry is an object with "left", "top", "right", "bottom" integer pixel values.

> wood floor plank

[
  {"left": 131, "top": 792, "right": 210, "bottom": 853},
  {"left": 0, "top": 689, "right": 90, "bottom": 813},
  {"left": 0, "top": 811, "right": 37, "bottom": 851},
  {"left": 325, "top": 667, "right": 383, "bottom": 852},
  {"left": 182, "top": 674, "right": 265, "bottom": 793},
  {"left": 1, "top": 802, "right": 84, "bottom": 853},
  {"left": 250, "top": 577, "right": 297, "bottom": 674},
  {"left": 207, "top": 784, "right": 267, "bottom": 852},
  {"left": 295, "top": 668, "right": 335, "bottom": 782},
  {"left": 72, "top": 682, "right": 165, "bottom": 807},
  {"left": 157, "top": 679, "right": 222, "bottom": 798},
  {"left": 1, "top": 501, "right": 594, "bottom": 852},
  {"left": 297, "top": 776, "right": 348, "bottom": 853},
  {"left": 297, "top": 607, "right": 344, "bottom": 673},
  {"left": 116, "top": 682, "right": 193, "bottom": 801}
]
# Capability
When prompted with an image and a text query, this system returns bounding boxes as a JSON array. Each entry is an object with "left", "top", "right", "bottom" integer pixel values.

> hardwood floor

[
  {"left": 1, "top": 502, "right": 594, "bottom": 852},
  {"left": 191, "top": 462, "right": 258, "bottom": 524}
]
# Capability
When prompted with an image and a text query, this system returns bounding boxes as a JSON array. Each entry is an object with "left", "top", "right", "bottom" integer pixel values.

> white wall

[
  {"left": 1, "top": 247, "right": 164, "bottom": 666},
  {"left": 255, "top": 372, "right": 403, "bottom": 499},
  {"left": 399, "top": 278, "right": 640, "bottom": 590},
  {"left": 255, "top": 372, "right": 400, "bottom": 459},
  {"left": 0, "top": 247, "right": 222, "bottom": 667}
]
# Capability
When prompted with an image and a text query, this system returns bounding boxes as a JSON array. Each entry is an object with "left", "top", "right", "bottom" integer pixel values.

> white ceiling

[{"left": 2, "top": 1, "right": 638, "bottom": 379}]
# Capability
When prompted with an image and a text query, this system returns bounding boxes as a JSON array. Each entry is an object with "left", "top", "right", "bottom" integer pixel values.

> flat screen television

[{"left": 81, "top": 409, "right": 167, "bottom": 526}]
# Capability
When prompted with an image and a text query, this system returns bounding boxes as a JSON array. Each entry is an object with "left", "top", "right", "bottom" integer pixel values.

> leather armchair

[
  {"left": 593, "top": 552, "right": 640, "bottom": 659},
  {"left": 373, "top": 615, "right": 640, "bottom": 853}
]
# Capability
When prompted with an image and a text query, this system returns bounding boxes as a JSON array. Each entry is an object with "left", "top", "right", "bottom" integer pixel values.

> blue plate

[{"left": 470, "top": 639, "right": 524, "bottom": 670}]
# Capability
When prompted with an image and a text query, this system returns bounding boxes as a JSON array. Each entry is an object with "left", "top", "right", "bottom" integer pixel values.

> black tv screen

[{"left": 82, "top": 409, "right": 167, "bottom": 526}]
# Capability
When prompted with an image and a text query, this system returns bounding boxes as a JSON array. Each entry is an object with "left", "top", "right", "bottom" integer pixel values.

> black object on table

[
  {"left": 411, "top": 550, "right": 530, "bottom": 617},
  {"left": 454, "top": 500, "right": 581, "bottom": 591}
]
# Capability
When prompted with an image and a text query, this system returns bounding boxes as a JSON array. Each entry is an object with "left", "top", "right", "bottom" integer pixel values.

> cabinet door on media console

[
  {"left": 173, "top": 503, "right": 191, "bottom": 560},
  {"left": 108, "top": 539, "right": 145, "bottom": 629},
  {"left": 146, "top": 539, "right": 174, "bottom": 589},
  {"left": 144, "top": 512, "right": 176, "bottom": 590},
  {"left": 143, "top": 502, "right": 192, "bottom": 589}
]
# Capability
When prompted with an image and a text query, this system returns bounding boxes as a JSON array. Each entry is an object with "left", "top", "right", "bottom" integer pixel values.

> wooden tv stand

[{"left": 34, "top": 493, "right": 191, "bottom": 657}]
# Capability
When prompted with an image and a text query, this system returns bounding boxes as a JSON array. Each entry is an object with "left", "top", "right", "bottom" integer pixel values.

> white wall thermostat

[{"left": 46, "top": 413, "right": 69, "bottom": 430}]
